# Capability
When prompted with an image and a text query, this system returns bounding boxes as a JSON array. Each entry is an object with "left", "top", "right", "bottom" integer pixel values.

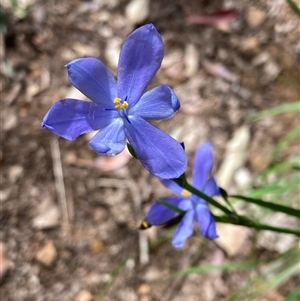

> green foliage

[
  {"left": 285, "top": 286, "right": 300, "bottom": 301},
  {"left": 225, "top": 248, "right": 299, "bottom": 301},
  {"left": 250, "top": 101, "right": 300, "bottom": 121},
  {"left": 179, "top": 260, "right": 258, "bottom": 275},
  {"left": 286, "top": 0, "right": 300, "bottom": 17},
  {"left": 9, "top": 0, "right": 31, "bottom": 19},
  {"left": 176, "top": 99, "right": 300, "bottom": 300}
]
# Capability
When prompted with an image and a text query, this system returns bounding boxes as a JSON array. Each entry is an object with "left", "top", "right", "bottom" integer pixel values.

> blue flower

[
  {"left": 42, "top": 24, "right": 187, "bottom": 179},
  {"left": 143, "top": 143, "right": 220, "bottom": 248}
]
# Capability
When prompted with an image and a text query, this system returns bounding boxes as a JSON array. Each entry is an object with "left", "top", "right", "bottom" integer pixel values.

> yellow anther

[
  {"left": 113, "top": 98, "right": 129, "bottom": 110},
  {"left": 181, "top": 189, "right": 191, "bottom": 198},
  {"left": 140, "top": 220, "right": 151, "bottom": 229},
  {"left": 113, "top": 97, "right": 121, "bottom": 104}
]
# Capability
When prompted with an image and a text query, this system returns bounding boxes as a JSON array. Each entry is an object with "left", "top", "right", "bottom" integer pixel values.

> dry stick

[
  {"left": 50, "top": 138, "right": 69, "bottom": 227},
  {"left": 128, "top": 177, "right": 149, "bottom": 265},
  {"left": 97, "top": 177, "right": 150, "bottom": 265}
]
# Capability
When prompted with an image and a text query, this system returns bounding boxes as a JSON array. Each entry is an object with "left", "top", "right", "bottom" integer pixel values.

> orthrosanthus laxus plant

[
  {"left": 142, "top": 143, "right": 220, "bottom": 248},
  {"left": 42, "top": 24, "right": 187, "bottom": 179}
]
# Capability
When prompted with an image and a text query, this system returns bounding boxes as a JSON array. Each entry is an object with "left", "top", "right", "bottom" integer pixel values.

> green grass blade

[
  {"left": 214, "top": 215, "right": 300, "bottom": 236},
  {"left": 251, "top": 101, "right": 300, "bottom": 121},
  {"left": 285, "top": 286, "right": 300, "bottom": 301},
  {"left": 230, "top": 195, "right": 300, "bottom": 218},
  {"left": 179, "top": 260, "right": 258, "bottom": 275},
  {"left": 286, "top": 0, "right": 300, "bottom": 17},
  {"left": 273, "top": 127, "right": 300, "bottom": 157},
  {"left": 226, "top": 249, "right": 299, "bottom": 301},
  {"left": 156, "top": 199, "right": 185, "bottom": 215}
]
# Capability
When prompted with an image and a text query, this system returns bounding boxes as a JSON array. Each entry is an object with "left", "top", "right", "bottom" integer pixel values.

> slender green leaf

[
  {"left": 184, "top": 183, "right": 233, "bottom": 215},
  {"left": 278, "top": 77, "right": 300, "bottom": 91},
  {"left": 179, "top": 260, "right": 258, "bottom": 275},
  {"left": 230, "top": 195, "right": 300, "bottom": 218},
  {"left": 156, "top": 199, "right": 185, "bottom": 215},
  {"left": 285, "top": 286, "right": 300, "bottom": 301},
  {"left": 126, "top": 143, "right": 137, "bottom": 159},
  {"left": 214, "top": 215, "right": 300, "bottom": 236},
  {"left": 251, "top": 101, "right": 300, "bottom": 121},
  {"left": 248, "top": 182, "right": 299, "bottom": 199},
  {"left": 258, "top": 156, "right": 300, "bottom": 179},
  {"left": 286, "top": 0, "right": 300, "bottom": 17},
  {"left": 273, "top": 127, "right": 300, "bottom": 157},
  {"left": 226, "top": 249, "right": 299, "bottom": 301}
]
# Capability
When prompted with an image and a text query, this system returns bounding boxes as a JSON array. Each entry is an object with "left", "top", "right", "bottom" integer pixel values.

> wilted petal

[
  {"left": 204, "top": 177, "right": 220, "bottom": 197},
  {"left": 66, "top": 57, "right": 117, "bottom": 105},
  {"left": 42, "top": 99, "right": 115, "bottom": 140},
  {"left": 124, "top": 116, "right": 187, "bottom": 179},
  {"left": 192, "top": 143, "right": 214, "bottom": 190},
  {"left": 117, "top": 24, "right": 164, "bottom": 107},
  {"left": 195, "top": 204, "right": 218, "bottom": 240},
  {"left": 145, "top": 197, "right": 190, "bottom": 225},
  {"left": 89, "top": 118, "right": 126, "bottom": 156},
  {"left": 129, "top": 85, "right": 180, "bottom": 120},
  {"left": 172, "top": 209, "right": 195, "bottom": 248}
]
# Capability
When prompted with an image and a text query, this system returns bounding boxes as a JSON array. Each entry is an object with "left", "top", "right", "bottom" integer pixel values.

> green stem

[
  {"left": 175, "top": 179, "right": 234, "bottom": 215},
  {"left": 173, "top": 179, "right": 300, "bottom": 237},
  {"left": 214, "top": 215, "right": 300, "bottom": 236}
]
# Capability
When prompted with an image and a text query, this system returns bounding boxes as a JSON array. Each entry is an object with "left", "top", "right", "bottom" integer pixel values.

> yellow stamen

[
  {"left": 113, "top": 97, "right": 121, "bottom": 104},
  {"left": 113, "top": 97, "right": 129, "bottom": 110},
  {"left": 181, "top": 189, "right": 191, "bottom": 198},
  {"left": 140, "top": 220, "right": 151, "bottom": 229}
]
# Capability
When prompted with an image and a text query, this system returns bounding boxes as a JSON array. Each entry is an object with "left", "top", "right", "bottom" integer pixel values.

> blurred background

[{"left": 1, "top": 0, "right": 299, "bottom": 300}]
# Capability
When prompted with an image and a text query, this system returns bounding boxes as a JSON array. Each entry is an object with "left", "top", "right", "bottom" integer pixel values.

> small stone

[
  {"left": 0, "top": 242, "right": 9, "bottom": 283},
  {"left": 85, "top": 272, "right": 111, "bottom": 286},
  {"left": 263, "top": 60, "right": 281, "bottom": 82},
  {"left": 184, "top": 43, "right": 199, "bottom": 77},
  {"left": 137, "top": 284, "right": 151, "bottom": 295},
  {"left": 143, "top": 267, "right": 162, "bottom": 281},
  {"left": 0, "top": 188, "right": 12, "bottom": 202},
  {"left": 32, "top": 198, "right": 60, "bottom": 230},
  {"left": 8, "top": 165, "right": 24, "bottom": 183},
  {"left": 105, "top": 37, "right": 121, "bottom": 69},
  {"left": 216, "top": 125, "right": 250, "bottom": 189},
  {"left": 90, "top": 239, "right": 104, "bottom": 255},
  {"left": 125, "top": 0, "right": 149, "bottom": 25},
  {"left": 216, "top": 224, "right": 251, "bottom": 256},
  {"left": 74, "top": 290, "right": 93, "bottom": 301},
  {"left": 234, "top": 168, "right": 252, "bottom": 189},
  {"left": 240, "top": 37, "right": 260, "bottom": 56},
  {"left": 246, "top": 7, "right": 266, "bottom": 28},
  {"left": 252, "top": 52, "right": 271, "bottom": 66},
  {"left": 162, "top": 50, "right": 185, "bottom": 81},
  {"left": 35, "top": 240, "right": 57, "bottom": 267},
  {"left": 3, "top": 109, "right": 17, "bottom": 131}
]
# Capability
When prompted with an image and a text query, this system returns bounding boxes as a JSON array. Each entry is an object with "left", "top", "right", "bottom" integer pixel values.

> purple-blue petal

[
  {"left": 66, "top": 57, "right": 117, "bottom": 105},
  {"left": 195, "top": 204, "right": 218, "bottom": 240},
  {"left": 172, "top": 209, "right": 195, "bottom": 248},
  {"left": 129, "top": 85, "right": 180, "bottom": 120},
  {"left": 204, "top": 177, "right": 220, "bottom": 197},
  {"left": 41, "top": 99, "right": 115, "bottom": 140},
  {"left": 89, "top": 117, "right": 126, "bottom": 156},
  {"left": 192, "top": 143, "right": 214, "bottom": 191},
  {"left": 124, "top": 116, "right": 187, "bottom": 179},
  {"left": 145, "top": 197, "right": 189, "bottom": 226},
  {"left": 117, "top": 24, "right": 164, "bottom": 107},
  {"left": 160, "top": 179, "right": 188, "bottom": 196}
]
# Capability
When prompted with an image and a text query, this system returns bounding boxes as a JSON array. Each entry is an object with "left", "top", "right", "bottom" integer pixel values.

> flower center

[
  {"left": 114, "top": 97, "right": 129, "bottom": 110},
  {"left": 181, "top": 189, "right": 191, "bottom": 198}
]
